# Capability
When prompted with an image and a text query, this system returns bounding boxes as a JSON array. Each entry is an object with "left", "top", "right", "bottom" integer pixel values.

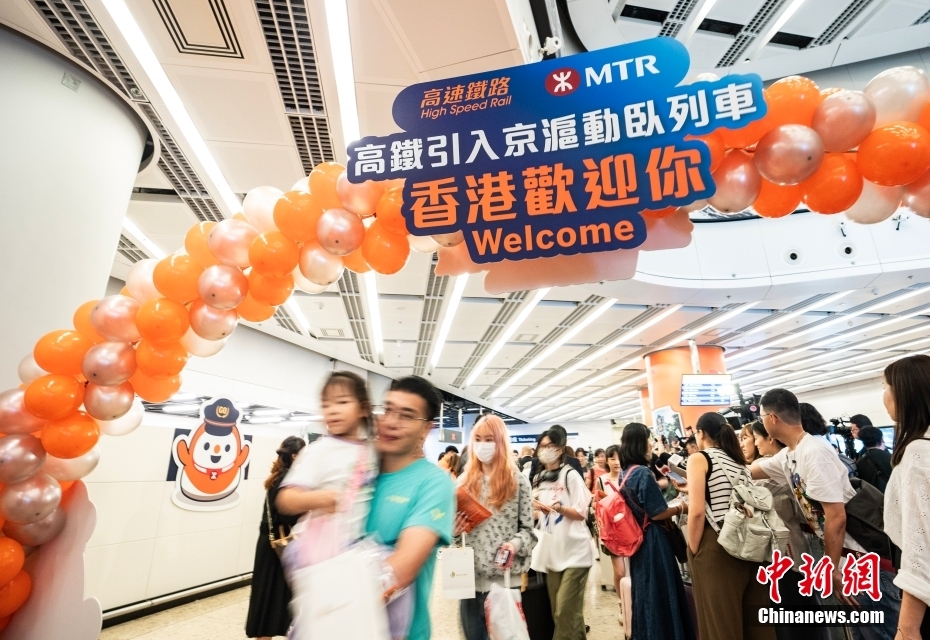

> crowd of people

[{"left": 242, "top": 353, "right": 930, "bottom": 640}]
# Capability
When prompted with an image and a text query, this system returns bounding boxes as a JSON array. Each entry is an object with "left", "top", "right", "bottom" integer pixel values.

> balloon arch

[{"left": 1, "top": 64, "right": 930, "bottom": 625}]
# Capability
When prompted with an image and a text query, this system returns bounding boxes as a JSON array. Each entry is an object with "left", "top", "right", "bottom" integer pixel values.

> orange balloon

[
  {"left": 249, "top": 232, "right": 300, "bottom": 278},
  {"left": 309, "top": 162, "right": 345, "bottom": 210},
  {"left": 919, "top": 102, "right": 930, "bottom": 135},
  {"left": 33, "top": 330, "right": 93, "bottom": 376},
  {"left": 0, "top": 615, "right": 8, "bottom": 633},
  {"left": 24, "top": 374, "right": 84, "bottom": 420},
  {"left": 248, "top": 270, "right": 294, "bottom": 306},
  {"left": 0, "top": 570, "right": 30, "bottom": 618},
  {"left": 130, "top": 370, "right": 181, "bottom": 402},
  {"left": 153, "top": 254, "right": 204, "bottom": 303},
  {"left": 802, "top": 153, "right": 863, "bottom": 214},
  {"left": 0, "top": 540, "right": 24, "bottom": 587},
  {"left": 375, "top": 188, "right": 408, "bottom": 235},
  {"left": 688, "top": 132, "right": 726, "bottom": 172},
  {"left": 119, "top": 286, "right": 130, "bottom": 296},
  {"left": 640, "top": 207, "right": 678, "bottom": 219},
  {"left": 41, "top": 411, "right": 99, "bottom": 459},
  {"left": 135, "top": 340, "right": 188, "bottom": 379},
  {"left": 233, "top": 212, "right": 248, "bottom": 222},
  {"left": 765, "top": 76, "right": 823, "bottom": 128},
  {"left": 73, "top": 300, "right": 105, "bottom": 344},
  {"left": 343, "top": 247, "right": 371, "bottom": 273},
  {"left": 59, "top": 480, "right": 75, "bottom": 493},
  {"left": 184, "top": 221, "right": 219, "bottom": 268},
  {"left": 857, "top": 122, "right": 930, "bottom": 186},
  {"left": 136, "top": 298, "right": 190, "bottom": 344},
  {"left": 752, "top": 180, "right": 802, "bottom": 218},
  {"left": 236, "top": 293, "right": 276, "bottom": 322},
  {"left": 274, "top": 191, "right": 324, "bottom": 243},
  {"left": 362, "top": 221, "right": 410, "bottom": 275}
]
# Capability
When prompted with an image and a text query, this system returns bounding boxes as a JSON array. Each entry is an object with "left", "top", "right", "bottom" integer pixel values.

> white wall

[{"left": 797, "top": 375, "right": 892, "bottom": 427}]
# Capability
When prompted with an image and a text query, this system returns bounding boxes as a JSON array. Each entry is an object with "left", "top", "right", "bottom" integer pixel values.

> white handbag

[
  {"left": 442, "top": 532, "right": 477, "bottom": 599},
  {"left": 530, "top": 527, "right": 550, "bottom": 573}
]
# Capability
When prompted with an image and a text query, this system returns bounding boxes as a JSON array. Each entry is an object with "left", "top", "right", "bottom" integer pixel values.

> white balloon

[
  {"left": 844, "top": 180, "right": 902, "bottom": 224},
  {"left": 17, "top": 354, "right": 46, "bottom": 385},
  {"left": 126, "top": 259, "right": 161, "bottom": 304},
  {"left": 43, "top": 446, "right": 100, "bottom": 481},
  {"left": 243, "top": 186, "right": 283, "bottom": 233},
  {"left": 408, "top": 234, "right": 442, "bottom": 253},
  {"left": 691, "top": 72, "right": 719, "bottom": 83},
  {"left": 293, "top": 267, "right": 330, "bottom": 293},
  {"left": 180, "top": 327, "right": 228, "bottom": 357},
  {"left": 291, "top": 176, "right": 311, "bottom": 193},
  {"left": 96, "top": 398, "right": 144, "bottom": 436}
]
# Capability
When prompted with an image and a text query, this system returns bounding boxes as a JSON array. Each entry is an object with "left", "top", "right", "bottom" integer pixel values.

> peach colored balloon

[
  {"left": 126, "top": 258, "right": 161, "bottom": 304},
  {"left": 189, "top": 300, "right": 238, "bottom": 341},
  {"left": 682, "top": 199, "right": 707, "bottom": 213},
  {"left": 432, "top": 231, "right": 465, "bottom": 247},
  {"left": 299, "top": 241, "right": 344, "bottom": 286},
  {"left": 844, "top": 180, "right": 902, "bottom": 224},
  {"left": 81, "top": 342, "right": 136, "bottom": 386},
  {"left": 408, "top": 235, "right": 442, "bottom": 253},
  {"left": 336, "top": 173, "right": 384, "bottom": 217},
  {"left": 902, "top": 167, "right": 930, "bottom": 217},
  {"left": 293, "top": 267, "right": 330, "bottom": 293},
  {"left": 198, "top": 265, "right": 249, "bottom": 309},
  {"left": 316, "top": 208, "right": 365, "bottom": 256},
  {"left": 708, "top": 150, "right": 761, "bottom": 213},
  {"left": 864, "top": 66, "right": 930, "bottom": 127},
  {"left": 89, "top": 295, "right": 141, "bottom": 343},
  {"left": 0, "top": 389, "right": 46, "bottom": 434},
  {"left": 208, "top": 219, "right": 259, "bottom": 268},
  {"left": 291, "top": 176, "right": 311, "bottom": 193},
  {"left": 242, "top": 186, "right": 283, "bottom": 233},
  {"left": 180, "top": 327, "right": 228, "bottom": 357},
  {"left": 812, "top": 90, "right": 876, "bottom": 152},
  {"left": 17, "top": 355, "right": 45, "bottom": 386},
  {"left": 83, "top": 382, "right": 134, "bottom": 421},
  {"left": 96, "top": 397, "right": 144, "bottom": 436},
  {"left": 754, "top": 125, "right": 824, "bottom": 185}
]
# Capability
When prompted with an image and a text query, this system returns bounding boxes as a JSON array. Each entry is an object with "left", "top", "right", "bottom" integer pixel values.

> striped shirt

[{"left": 703, "top": 448, "right": 750, "bottom": 526}]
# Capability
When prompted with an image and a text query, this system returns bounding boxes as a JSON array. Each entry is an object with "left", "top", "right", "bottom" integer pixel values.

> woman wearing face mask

[{"left": 454, "top": 415, "right": 537, "bottom": 640}]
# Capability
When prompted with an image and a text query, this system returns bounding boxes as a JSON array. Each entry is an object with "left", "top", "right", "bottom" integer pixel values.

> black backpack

[
  {"left": 845, "top": 478, "right": 901, "bottom": 567},
  {"left": 856, "top": 449, "right": 890, "bottom": 493}
]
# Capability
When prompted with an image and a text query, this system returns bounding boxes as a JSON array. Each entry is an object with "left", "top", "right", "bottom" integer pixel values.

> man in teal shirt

[{"left": 367, "top": 376, "right": 454, "bottom": 640}]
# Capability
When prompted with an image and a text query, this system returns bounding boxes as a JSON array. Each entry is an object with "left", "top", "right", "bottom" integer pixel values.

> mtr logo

[{"left": 544, "top": 55, "right": 660, "bottom": 96}]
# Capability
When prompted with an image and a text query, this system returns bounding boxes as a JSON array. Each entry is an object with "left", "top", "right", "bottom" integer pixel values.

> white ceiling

[{"left": 4, "top": 0, "right": 930, "bottom": 421}]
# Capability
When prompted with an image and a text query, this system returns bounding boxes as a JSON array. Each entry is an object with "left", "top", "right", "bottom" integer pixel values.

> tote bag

[{"left": 442, "top": 532, "right": 477, "bottom": 599}]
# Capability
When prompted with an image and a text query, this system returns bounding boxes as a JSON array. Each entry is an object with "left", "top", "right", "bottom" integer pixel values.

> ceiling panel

[
  {"left": 209, "top": 140, "right": 304, "bottom": 192},
  {"left": 379, "top": 298, "right": 425, "bottom": 341}
]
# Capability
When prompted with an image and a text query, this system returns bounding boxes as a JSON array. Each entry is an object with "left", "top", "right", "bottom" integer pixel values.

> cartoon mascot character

[{"left": 172, "top": 397, "right": 250, "bottom": 506}]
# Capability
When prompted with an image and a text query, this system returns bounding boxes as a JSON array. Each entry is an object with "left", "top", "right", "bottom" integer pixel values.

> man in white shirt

[{"left": 750, "top": 389, "right": 900, "bottom": 640}]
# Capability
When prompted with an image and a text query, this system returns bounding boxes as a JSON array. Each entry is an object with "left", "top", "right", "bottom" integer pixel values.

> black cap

[{"left": 203, "top": 398, "right": 239, "bottom": 436}]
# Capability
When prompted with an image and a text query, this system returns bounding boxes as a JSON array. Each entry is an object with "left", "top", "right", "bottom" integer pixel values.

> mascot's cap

[{"left": 203, "top": 398, "right": 239, "bottom": 436}]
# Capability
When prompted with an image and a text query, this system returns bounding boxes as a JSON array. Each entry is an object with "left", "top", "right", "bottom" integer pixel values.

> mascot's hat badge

[{"left": 203, "top": 398, "right": 240, "bottom": 436}]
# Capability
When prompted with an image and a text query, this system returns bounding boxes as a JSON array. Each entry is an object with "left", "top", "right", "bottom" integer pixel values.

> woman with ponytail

[
  {"left": 454, "top": 415, "right": 536, "bottom": 640},
  {"left": 246, "top": 435, "right": 306, "bottom": 640},
  {"left": 686, "top": 412, "right": 774, "bottom": 640}
]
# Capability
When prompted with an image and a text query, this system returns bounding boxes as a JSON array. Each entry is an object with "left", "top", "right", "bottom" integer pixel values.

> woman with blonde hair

[{"left": 454, "top": 415, "right": 537, "bottom": 640}]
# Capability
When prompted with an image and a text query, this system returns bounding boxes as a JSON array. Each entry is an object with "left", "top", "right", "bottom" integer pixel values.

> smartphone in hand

[{"left": 494, "top": 547, "right": 513, "bottom": 568}]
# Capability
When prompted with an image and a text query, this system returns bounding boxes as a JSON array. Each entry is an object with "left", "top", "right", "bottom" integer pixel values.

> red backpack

[{"left": 595, "top": 466, "right": 647, "bottom": 557}]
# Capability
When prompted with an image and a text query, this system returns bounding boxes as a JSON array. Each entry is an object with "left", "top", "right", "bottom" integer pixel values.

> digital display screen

[{"left": 680, "top": 374, "right": 732, "bottom": 406}]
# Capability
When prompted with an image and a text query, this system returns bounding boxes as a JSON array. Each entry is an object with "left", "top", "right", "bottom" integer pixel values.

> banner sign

[{"left": 347, "top": 37, "right": 765, "bottom": 265}]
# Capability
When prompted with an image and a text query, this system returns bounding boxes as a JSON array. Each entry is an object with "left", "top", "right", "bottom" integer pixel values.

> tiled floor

[{"left": 100, "top": 564, "right": 623, "bottom": 639}]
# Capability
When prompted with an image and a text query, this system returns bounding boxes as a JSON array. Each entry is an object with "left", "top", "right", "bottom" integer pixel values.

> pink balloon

[
  {"left": 43, "top": 447, "right": 99, "bottom": 481},
  {"left": 432, "top": 231, "right": 465, "bottom": 247},
  {"left": 0, "top": 434, "right": 46, "bottom": 485},
  {"left": 0, "top": 389, "right": 47, "bottom": 434},
  {"left": 316, "top": 208, "right": 365, "bottom": 256},
  {"left": 126, "top": 258, "right": 160, "bottom": 303},
  {"left": 90, "top": 295, "right": 141, "bottom": 342},
  {"left": 3, "top": 506, "right": 66, "bottom": 546},
  {"left": 812, "top": 90, "right": 876, "bottom": 153},
  {"left": 198, "top": 265, "right": 249, "bottom": 309},
  {"left": 189, "top": 299, "right": 238, "bottom": 340},
  {"left": 180, "top": 327, "right": 228, "bottom": 357},
  {"left": 82, "top": 341, "right": 136, "bottom": 385},
  {"left": 708, "top": 150, "right": 761, "bottom": 214},
  {"left": 243, "top": 186, "right": 282, "bottom": 233},
  {"left": 17, "top": 354, "right": 46, "bottom": 385},
  {"left": 682, "top": 199, "right": 708, "bottom": 213},
  {"left": 844, "top": 180, "right": 902, "bottom": 224},
  {"left": 299, "top": 241, "right": 345, "bottom": 286},
  {"left": 208, "top": 219, "right": 259, "bottom": 268},
  {"left": 83, "top": 381, "right": 135, "bottom": 421},
  {"left": 293, "top": 267, "right": 330, "bottom": 293},
  {"left": 865, "top": 66, "right": 930, "bottom": 127},
  {"left": 0, "top": 472, "right": 60, "bottom": 524},
  {"left": 408, "top": 235, "right": 442, "bottom": 253},
  {"left": 96, "top": 398, "right": 144, "bottom": 437},
  {"left": 754, "top": 125, "right": 824, "bottom": 185},
  {"left": 902, "top": 167, "right": 930, "bottom": 217},
  {"left": 336, "top": 173, "right": 384, "bottom": 217}
]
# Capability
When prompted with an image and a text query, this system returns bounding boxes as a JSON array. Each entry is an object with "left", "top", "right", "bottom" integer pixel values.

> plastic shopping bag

[{"left": 484, "top": 571, "right": 530, "bottom": 640}]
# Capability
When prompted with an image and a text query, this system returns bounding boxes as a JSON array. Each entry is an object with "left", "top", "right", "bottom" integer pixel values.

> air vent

[
  {"left": 716, "top": 0, "right": 792, "bottom": 68},
  {"left": 658, "top": 0, "right": 699, "bottom": 38},
  {"left": 452, "top": 291, "right": 530, "bottom": 387},
  {"left": 256, "top": 0, "right": 337, "bottom": 174},
  {"left": 515, "top": 334, "right": 539, "bottom": 342},
  {"left": 915, "top": 9, "right": 930, "bottom": 25},
  {"left": 117, "top": 235, "right": 147, "bottom": 263},
  {"left": 320, "top": 328, "right": 345, "bottom": 337},
  {"left": 274, "top": 307, "right": 301, "bottom": 334},
  {"left": 337, "top": 271, "right": 375, "bottom": 362},
  {"left": 413, "top": 256, "right": 449, "bottom": 375},
  {"left": 809, "top": 0, "right": 874, "bottom": 47}
]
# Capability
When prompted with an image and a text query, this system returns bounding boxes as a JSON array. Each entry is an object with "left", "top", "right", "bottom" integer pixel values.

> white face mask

[
  {"left": 538, "top": 447, "right": 560, "bottom": 465},
  {"left": 473, "top": 442, "right": 496, "bottom": 464}
]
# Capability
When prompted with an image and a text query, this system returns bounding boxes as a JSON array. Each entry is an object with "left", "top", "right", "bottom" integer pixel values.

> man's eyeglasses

[{"left": 372, "top": 406, "right": 432, "bottom": 425}]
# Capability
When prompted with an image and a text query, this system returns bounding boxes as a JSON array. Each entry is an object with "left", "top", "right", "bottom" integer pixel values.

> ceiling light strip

[
  {"left": 739, "top": 291, "right": 853, "bottom": 338},
  {"left": 322, "top": 0, "right": 360, "bottom": 144},
  {"left": 466, "top": 288, "right": 550, "bottom": 387},
  {"left": 363, "top": 272, "right": 384, "bottom": 363},
  {"left": 121, "top": 218, "right": 166, "bottom": 259},
  {"left": 285, "top": 297, "right": 312, "bottom": 336},
  {"left": 659, "top": 302, "right": 758, "bottom": 350},
  {"left": 430, "top": 274, "right": 468, "bottom": 370},
  {"left": 527, "top": 360, "right": 645, "bottom": 413}
]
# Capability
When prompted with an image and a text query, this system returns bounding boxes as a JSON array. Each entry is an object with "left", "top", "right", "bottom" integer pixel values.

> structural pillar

[{"left": 644, "top": 345, "right": 728, "bottom": 436}]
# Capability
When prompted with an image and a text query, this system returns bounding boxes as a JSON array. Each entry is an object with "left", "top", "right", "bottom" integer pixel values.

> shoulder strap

[
  {"left": 618, "top": 465, "right": 640, "bottom": 491},
  {"left": 265, "top": 494, "right": 276, "bottom": 542}
]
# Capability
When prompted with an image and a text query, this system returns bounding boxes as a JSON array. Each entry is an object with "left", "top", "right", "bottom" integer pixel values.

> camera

[{"left": 829, "top": 417, "right": 853, "bottom": 438}]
